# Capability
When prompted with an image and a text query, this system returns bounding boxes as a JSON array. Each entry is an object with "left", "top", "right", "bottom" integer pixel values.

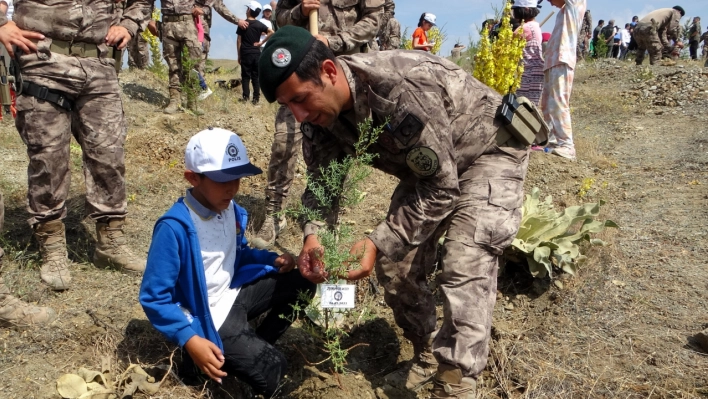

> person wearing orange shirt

[{"left": 412, "top": 12, "right": 435, "bottom": 51}]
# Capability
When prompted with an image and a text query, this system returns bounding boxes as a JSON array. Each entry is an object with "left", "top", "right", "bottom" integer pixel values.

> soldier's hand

[
  {"left": 301, "top": 0, "right": 320, "bottom": 17},
  {"left": 106, "top": 25, "right": 131, "bottom": 49},
  {"left": 238, "top": 19, "right": 249, "bottom": 30},
  {"left": 346, "top": 238, "right": 377, "bottom": 281},
  {"left": 0, "top": 21, "right": 44, "bottom": 57},
  {"left": 297, "top": 235, "right": 328, "bottom": 283},
  {"left": 192, "top": 7, "right": 205, "bottom": 17},
  {"left": 147, "top": 20, "right": 158, "bottom": 36}
]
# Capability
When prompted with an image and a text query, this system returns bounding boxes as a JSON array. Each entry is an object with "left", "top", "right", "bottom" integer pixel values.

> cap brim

[{"left": 203, "top": 163, "right": 263, "bottom": 182}]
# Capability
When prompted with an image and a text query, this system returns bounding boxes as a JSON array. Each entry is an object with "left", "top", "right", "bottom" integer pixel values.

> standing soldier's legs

[
  {"left": 137, "top": 33, "right": 149, "bottom": 68},
  {"left": 15, "top": 85, "right": 73, "bottom": 291},
  {"left": 127, "top": 34, "right": 139, "bottom": 69},
  {"left": 162, "top": 23, "right": 184, "bottom": 114},
  {"left": 253, "top": 106, "right": 301, "bottom": 248},
  {"left": 432, "top": 145, "right": 528, "bottom": 398}
]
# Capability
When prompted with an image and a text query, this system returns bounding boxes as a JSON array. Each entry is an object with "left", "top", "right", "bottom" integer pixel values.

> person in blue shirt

[{"left": 139, "top": 127, "right": 315, "bottom": 396}]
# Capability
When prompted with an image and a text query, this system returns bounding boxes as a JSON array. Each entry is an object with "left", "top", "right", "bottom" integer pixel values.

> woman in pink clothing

[{"left": 513, "top": 0, "right": 544, "bottom": 105}]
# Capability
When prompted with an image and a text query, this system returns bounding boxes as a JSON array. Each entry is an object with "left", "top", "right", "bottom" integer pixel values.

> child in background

[
  {"left": 140, "top": 128, "right": 315, "bottom": 396},
  {"left": 540, "top": 0, "right": 587, "bottom": 160},
  {"left": 412, "top": 13, "right": 436, "bottom": 51},
  {"left": 237, "top": 1, "right": 273, "bottom": 104},
  {"left": 513, "top": 0, "right": 544, "bottom": 106}
]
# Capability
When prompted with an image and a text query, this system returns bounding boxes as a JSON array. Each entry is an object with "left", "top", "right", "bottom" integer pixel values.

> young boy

[
  {"left": 237, "top": 1, "right": 273, "bottom": 104},
  {"left": 540, "top": 0, "right": 587, "bottom": 160},
  {"left": 140, "top": 128, "right": 315, "bottom": 396}
]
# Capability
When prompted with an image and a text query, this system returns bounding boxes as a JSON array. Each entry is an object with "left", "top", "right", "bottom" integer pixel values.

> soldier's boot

[
  {"left": 251, "top": 213, "right": 287, "bottom": 249},
  {"left": 93, "top": 218, "right": 145, "bottom": 273},
  {"left": 34, "top": 220, "right": 71, "bottom": 291},
  {"left": 0, "top": 282, "right": 57, "bottom": 327},
  {"left": 384, "top": 331, "right": 439, "bottom": 391},
  {"left": 431, "top": 364, "right": 477, "bottom": 399},
  {"left": 163, "top": 89, "right": 182, "bottom": 114}
]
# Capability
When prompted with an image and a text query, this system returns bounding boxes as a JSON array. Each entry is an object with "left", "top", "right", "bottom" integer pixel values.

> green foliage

[
  {"left": 401, "top": 27, "right": 412, "bottom": 50},
  {"left": 505, "top": 187, "right": 618, "bottom": 278},
  {"left": 181, "top": 46, "right": 202, "bottom": 111},
  {"left": 593, "top": 34, "right": 609, "bottom": 58},
  {"left": 283, "top": 117, "right": 385, "bottom": 374},
  {"left": 144, "top": 9, "right": 167, "bottom": 79}
]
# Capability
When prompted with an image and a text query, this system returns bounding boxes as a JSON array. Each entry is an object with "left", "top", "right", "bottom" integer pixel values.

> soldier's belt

[
  {"left": 46, "top": 40, "right": 114, "bottom": 58},
  {"left": 163, "top": 14, "right": 193, "bottom": 23}
]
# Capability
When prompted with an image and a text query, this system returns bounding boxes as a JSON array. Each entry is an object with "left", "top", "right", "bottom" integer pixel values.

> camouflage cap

[{"left": 259, "top": 25, "right": 317, "bottom": 103}]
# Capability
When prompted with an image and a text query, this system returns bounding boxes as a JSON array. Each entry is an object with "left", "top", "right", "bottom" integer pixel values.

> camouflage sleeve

[
  {"left": 301, "top": 125, "right": 349, "bottom": 237},
  {"left": 120, "top": 0, "right": 153, "bottom": 37},
  {"left": 388, "top": 19, "right": 400, "bottom": 49},
  {"left": 327, "top": 0, "right": 384, "bottom": 54},
  {"left": 276, "top": 0, "right": 308, "bottom": 28},
  {"left": 367, "top": 72, "right": 460, "bottom": 261},
  {"left": 211, "top": 0, "right": 241, "bottom": 25}
]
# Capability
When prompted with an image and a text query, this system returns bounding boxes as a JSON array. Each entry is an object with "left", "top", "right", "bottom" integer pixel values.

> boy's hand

[
  {"left": 184, "top": 336, "right": 227, "bottom": 383},
  {"left": 275, "top": 253, "right": 296, "bottom": 273}
]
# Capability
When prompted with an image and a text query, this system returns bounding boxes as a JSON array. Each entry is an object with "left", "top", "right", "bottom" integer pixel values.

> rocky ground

[{"left": 0, "top": 57, "right": 706, "bottom": 399}]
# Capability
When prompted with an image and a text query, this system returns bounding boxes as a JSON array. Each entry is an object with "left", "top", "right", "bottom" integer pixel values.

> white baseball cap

[
  {"left": 423, "top": 13, "right": 436, "bottom": 26},
  {"left": 512, "top": 0, "right": 537, "bottom": 7},
  {"left": 185, "top": 128, "right": 262, "bottom": 182},
  {"left": 247, "top": 1, "right": 262, "bottom": 12},
  {"left": 262, "top": 4, "right": 272, "bottom": 11}
]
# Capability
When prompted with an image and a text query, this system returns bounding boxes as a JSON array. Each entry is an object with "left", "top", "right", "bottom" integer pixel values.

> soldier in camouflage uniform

[
  {"left": 380, "top": 9, "right": 400, "bottom": 50},
  {"left": 127, "top": 32, "right": 149, "bottom": 69},
  {"left": 195, "top": 0, "right": 246, "bottom": 74},
  {"left": 577, "top": 9, "right": 592, "bottom": 60},
  {"left": 259, "top": 26, "right": 537, "bottom": 398},
  {"left": 253, "top": 0, "right": 383, "bottom": 247},
  {"left": 10, "top": 0, "right": 150, "bottom": 291},
  {"left": 634, "top": 6, "right": 684, "bottom": 65}
]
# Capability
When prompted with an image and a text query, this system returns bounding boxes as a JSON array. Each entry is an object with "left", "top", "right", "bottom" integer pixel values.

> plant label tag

[{"left": 320, "top": 284, "right": 356, "bottom": 309}]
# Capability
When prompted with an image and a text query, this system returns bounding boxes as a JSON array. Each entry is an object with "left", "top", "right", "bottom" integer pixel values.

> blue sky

[{"left": 204, "top": 0, "right": 707, "bottom": 59}]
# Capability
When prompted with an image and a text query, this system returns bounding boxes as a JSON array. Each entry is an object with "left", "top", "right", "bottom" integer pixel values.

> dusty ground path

[{"left": 0, "top": 61, "right": 706, "bottom": 398}]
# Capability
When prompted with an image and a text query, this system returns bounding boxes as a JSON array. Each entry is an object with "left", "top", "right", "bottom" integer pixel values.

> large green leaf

[{"left": 531, "top": 246, "right": 553, "bottom": 277}]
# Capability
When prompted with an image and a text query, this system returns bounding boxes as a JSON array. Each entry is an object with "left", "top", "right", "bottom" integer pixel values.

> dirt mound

[{"left": 624, "top": 68, "right": 708, "bottom": 107}]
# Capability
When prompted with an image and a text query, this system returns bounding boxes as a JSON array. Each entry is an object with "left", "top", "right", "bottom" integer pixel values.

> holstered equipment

[
  {"left": 496, "top": 93, "right": 549, "bottom": 146},
  {"left": 21, "top": 81, "right": 74, "bottom": 111}
]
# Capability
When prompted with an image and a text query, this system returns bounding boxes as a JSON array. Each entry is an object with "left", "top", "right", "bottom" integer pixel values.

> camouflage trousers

[
  {"left": 162, "top": 19, "right": 203, "bottom": 91},
  {"left": 375, "top": 143, "right": 529, "bottom": 378},
  {"left": 15, "top": 46, "right": 127, "bottom": 226},
  {"left": 127, "top": 32, "right": 149, "bottom": 69},
  {"left": 0, "top": 190, "right": 4, "bottom": 260},
  {"left": 264, "top": 105, "right": 302, "bottom": 214},
  {"left": 634, "top": 23, "right": 665, "bottom": 65}
]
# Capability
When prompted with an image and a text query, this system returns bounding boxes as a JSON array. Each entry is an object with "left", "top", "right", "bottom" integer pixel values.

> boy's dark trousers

[
  {"left": 240, "top": 52, "right": 261, "bottom": 102},
  {"left": 180, "top": 270, "right": 315, "bottom": 396}
]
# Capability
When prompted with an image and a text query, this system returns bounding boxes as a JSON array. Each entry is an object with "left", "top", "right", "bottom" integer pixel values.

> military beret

[
  {"left": 673, "top": 5, "right": 685, "bottom": 17},
  {"left": 259, "top": 25, "right": 317, "bottom": 103}
]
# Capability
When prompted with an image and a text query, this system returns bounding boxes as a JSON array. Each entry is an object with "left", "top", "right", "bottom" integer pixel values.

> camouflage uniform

[
  {"left": 127, "top": 32, "right": 149, "bottom": 69},
  {"left": 255, "top": 0, "right": 383, "bottom": 243},
  {"left": 634, "top": 8, "right": 683, "bottom": 65},
  {"left": 300, "top": 51, "right": 529, "bottom": 380},
  {"left": 380, "top": 16, "right": 400, "bottom": 50},
  {"left": 577, "top": 10, "right": 592, "bottom": 60},
  {"left": 196, "top": 0, "right": 241, "bottom": 73},
  {"left": 161, "top": 0, "right": 203, "bottom": 91}
]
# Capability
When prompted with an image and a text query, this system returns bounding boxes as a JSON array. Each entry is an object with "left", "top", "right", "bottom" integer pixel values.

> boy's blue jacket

[{"left": 139, "top": 198, "right": 279, "bottom": 350}]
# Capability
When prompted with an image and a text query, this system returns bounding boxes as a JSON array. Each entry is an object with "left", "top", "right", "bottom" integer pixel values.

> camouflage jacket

[
  {"left": 580, "top": 10, "right": 592, "bottom": 37},
  {"left": 640, "top": 8, "right": 683, "bottom": 42},
  {"left": 161, "top": 0, "right": 197, "bottom": 16},
  {"left": 14, "top": 0, "right": 152, "bottom": 43},
  {"left": 379, "top": 16, "right": 400, "bottom": 50},
  {"left": 275, "top": 0, "right": 384, "bottom": 55},
  {"left": 197, "top": 0, "right": 240, "bottom": 35},
  {"left": 301, "top": 51, "right": 504, "bottom": 261}
]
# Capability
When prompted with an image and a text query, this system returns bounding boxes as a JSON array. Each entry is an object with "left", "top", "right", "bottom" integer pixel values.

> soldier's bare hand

[
  {"left": 297, "top": 235, "right": 327, "bottom": 283},
  {"left": 106, "top": 25, "right": 131, "bottom": 49},
  {"left": 184, "top": 336, "right": 227, "bottom": 383},
  {"left": 147, "top": 20, "right": 158, "bottom": 36},
  {"left": 0, "top": 21, "right": 44, "bottom": 57},
  {"left": 238, "top": 19, "right": 249, "bottom": 30},
  {"left": 346, "top": 238, "right": 377, "bottom": 281},
  {"left": 192, "top": 7, "right": 205, "bottom": 17},
  {"left": 314, "top": 34, "right": 329, "bottom": 47},
  {"left": 301, "top": 0, "right": 320, "bottom": 17}
]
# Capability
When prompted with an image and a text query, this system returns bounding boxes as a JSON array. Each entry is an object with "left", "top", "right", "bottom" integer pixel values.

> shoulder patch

[
  {"left": 392, "top": 113, "right": 424, "bottom": 147},
  {"left": 406, "top": 146, "right": 439, "bottom": 177}
]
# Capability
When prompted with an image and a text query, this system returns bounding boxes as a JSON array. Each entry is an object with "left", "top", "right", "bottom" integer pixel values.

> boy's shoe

[
  {"left": 251, "top": 216, "right": 287, "bottom": 249},
  {"left": 239, "top": 97, "right": 249, "bottom": 103},
  {"left": 197, "top": 87, "right": 213, "bottom": 101},
  {"left": 551, "top": 146, "right": 576, "bottom": 160},
  {"left": 251, "top": 98, "right": 259, "bottom": 106},
  {"left": 530, "top": 145, "right": 545, "bottom": 152}
]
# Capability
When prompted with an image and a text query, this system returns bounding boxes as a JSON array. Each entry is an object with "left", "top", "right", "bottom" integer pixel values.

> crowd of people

[{"left": 0, "top": 0, "right": 705, "bottom": 398}]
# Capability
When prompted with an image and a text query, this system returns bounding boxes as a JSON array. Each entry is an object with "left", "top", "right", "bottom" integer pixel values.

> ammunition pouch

[
  {"left": 21, "top": 81, "right": 74, "bottom": 111},
  {"left": 495, "top": 94, "right": 549, "bottom": 147}
]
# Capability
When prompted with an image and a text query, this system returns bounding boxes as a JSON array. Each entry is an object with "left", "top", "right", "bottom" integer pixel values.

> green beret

[
  {"left": 259, "top": 25, "right": 316, "bottom": 103},
  {"left": 672, "top": 5, "right": 685, "bottom": 17}
]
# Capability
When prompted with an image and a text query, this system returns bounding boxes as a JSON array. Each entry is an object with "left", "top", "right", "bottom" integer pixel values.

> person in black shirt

[{"left": 237, "top": 1, "right": 273, "bottom": 104}]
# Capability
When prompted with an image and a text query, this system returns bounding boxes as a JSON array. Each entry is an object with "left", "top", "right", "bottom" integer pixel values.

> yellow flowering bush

[
  {"left": 142, "top": 8, "right": 166, "bottom": 77},
  {"left": 473, "top": 1, "right": 526, "bottom": 94},
  {"left": 427, "top": 27, "right": 445, "bottom": 55}
]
